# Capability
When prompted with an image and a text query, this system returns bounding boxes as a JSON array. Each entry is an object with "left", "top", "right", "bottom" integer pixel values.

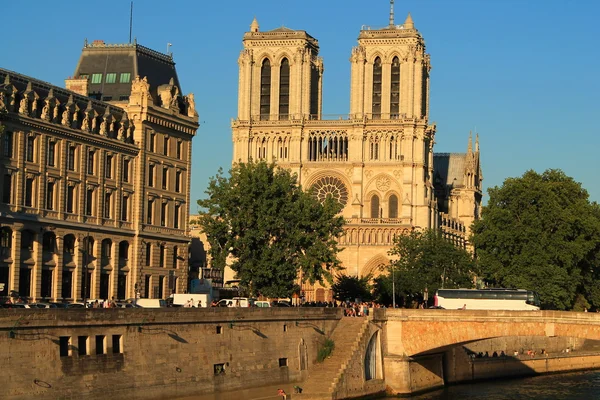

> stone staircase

[{"left": 294, "top": 317, "right": 370, "bottom": 400}]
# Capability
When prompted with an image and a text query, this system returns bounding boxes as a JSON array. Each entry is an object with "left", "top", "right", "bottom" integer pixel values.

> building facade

[
  {"left": 231, "top": 14, "right": 481, "bottom": 301},
  {"left": 0, "top": 41, "right": 198, "bottom": 302}
]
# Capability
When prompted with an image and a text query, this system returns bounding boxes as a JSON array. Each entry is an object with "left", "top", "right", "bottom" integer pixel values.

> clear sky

[{"left": 3, "top": 0, "right": 599, "bottom": 208}]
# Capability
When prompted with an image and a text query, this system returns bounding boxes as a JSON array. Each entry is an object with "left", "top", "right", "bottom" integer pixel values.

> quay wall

[{"left": 0, "top": 308, "right": 342, "bottom": 400}]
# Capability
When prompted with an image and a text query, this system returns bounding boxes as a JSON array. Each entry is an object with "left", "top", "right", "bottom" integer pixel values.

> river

[{"left": 384, "top": 370, "right": 600, "bottom": 399}]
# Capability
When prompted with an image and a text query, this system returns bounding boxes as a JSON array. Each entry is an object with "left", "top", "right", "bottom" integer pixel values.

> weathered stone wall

[{"left": 0, "top": 308, "right": 342, "bottom": 400}]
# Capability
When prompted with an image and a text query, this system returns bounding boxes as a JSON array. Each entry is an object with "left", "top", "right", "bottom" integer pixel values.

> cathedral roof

[
  {"left": 268, "top": 26, "right": 296, "bottom": 33},
  {"left": 433, "top": 153, "right": 466, "bottom": 188}
]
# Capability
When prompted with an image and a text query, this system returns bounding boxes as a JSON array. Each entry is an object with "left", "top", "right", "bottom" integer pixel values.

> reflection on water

[{"left": 379, "top": 370, "right": 600, "bottom": 400}]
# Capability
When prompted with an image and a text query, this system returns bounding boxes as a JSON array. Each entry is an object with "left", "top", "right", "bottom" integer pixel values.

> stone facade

[
  {"left": 231, "top": 13, "right": 482, "bottom": 297},
  {"left": 0, "top": 42, "right": 198, "bottom": 302}
]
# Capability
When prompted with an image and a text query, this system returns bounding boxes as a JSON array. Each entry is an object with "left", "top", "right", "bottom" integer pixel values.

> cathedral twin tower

[{"left": 232, "top": 12, "right": 481, "bottom": 298}]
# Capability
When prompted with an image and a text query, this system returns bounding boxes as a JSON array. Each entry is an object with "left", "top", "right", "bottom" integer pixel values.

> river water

[{"left": 385, "top": 370, "right": 600, "bottom": 399}]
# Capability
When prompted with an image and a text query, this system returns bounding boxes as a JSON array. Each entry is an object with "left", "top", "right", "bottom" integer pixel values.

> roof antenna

[
  {"left": 167, "top": 43, "right": 172, "bottom": 56},
  {"left": 129, "top": 1, "right": 133, "bottom": 44},
  {"left": 389, "top": 0, "right": 395, "bottom": 27}
]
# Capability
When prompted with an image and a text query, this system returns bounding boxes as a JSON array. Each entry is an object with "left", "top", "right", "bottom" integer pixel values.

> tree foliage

[
  {"left": 197, "top": 161, "right": 345, "bottom": 298},
  {"left": 380, "top": 229, "right": 476, "bottom": 306},
  {"left": 331, "top": 274, "right": 373, "bottom": 302},
  {"left": 472, "top": 169, "right": 600, "bottom": 310}
]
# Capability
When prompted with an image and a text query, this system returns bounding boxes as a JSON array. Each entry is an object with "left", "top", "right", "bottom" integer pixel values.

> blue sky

[{"left": 3, "top": 0, "right": 599, "bottom": 208}]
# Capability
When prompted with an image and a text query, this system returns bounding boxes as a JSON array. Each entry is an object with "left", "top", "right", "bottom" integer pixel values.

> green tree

[
  {"left": 197, "top": 161, "right": 344, "bottom": 298},
  {"left": 472, "top": 169, "right": 600, "bottom": 310},
  {"left": 384, "top": 229, "right": 476, "bottom": 306},
  {"left": 331, "top": 274, "right": 373, "bottom": 302}
]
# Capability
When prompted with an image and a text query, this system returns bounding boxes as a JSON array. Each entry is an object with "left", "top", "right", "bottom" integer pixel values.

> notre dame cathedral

[{"left": 231, "top": 10, "right": 482, "bottom": 301}]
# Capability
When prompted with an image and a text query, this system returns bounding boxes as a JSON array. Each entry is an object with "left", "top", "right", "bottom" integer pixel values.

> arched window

[
  {"left": 371, "top": 195, "right": 380, "bottom": 218},
  {"left": 260, "top": 59, "right": 271, "bottom": 120},
  {"left": 389, "top": 194, "right": 398, "bottom": 218},
  {"left": 390, "top": 57, "right": 400, "bottom": 117},
  {"left": 372, "top": 57, "right": 382, "bottom": 119},
  {"left": 279, "top": 58, "right": 290, "bottom": 120}
]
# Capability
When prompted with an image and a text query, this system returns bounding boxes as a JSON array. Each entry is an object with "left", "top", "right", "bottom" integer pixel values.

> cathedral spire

[
  {"left": 475, "top": 133, "right": 480, "bottom": 153},
  {"left": 250, "top": 17, "right": 259, "bottom": 33},
  {"left": 467, "top": 131, "right": 473, "bottom": 153},
  {"left": 404, "top": 13, "right": 414, "bottom": 29},
  {"left": 389, "top": 0, "right": 395, "bottom": 27}
]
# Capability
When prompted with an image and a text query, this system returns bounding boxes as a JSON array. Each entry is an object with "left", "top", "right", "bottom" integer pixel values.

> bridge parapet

[{"left": 385, "top": 309, "right": 600, "bottom": 357}]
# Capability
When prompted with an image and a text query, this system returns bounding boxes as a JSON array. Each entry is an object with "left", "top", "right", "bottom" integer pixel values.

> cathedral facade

[{"left": 231, "top": 14, "right": 481, "bottom": 301}]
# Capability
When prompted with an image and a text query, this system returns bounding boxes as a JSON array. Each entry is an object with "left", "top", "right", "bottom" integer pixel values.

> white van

[
  {"left": 254, "top": 301, "right": 270, "bottom": 308},
  {"left": 135, "top": 299, "right": 167, "bottom": 308}
]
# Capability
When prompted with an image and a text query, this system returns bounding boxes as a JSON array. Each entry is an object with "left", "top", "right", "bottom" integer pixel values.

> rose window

[{"left": 311, "top": 176, "right": 349, "bottom": 208}]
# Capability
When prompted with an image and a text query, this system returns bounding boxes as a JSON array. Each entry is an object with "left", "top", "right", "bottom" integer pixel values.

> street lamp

[{"left": 391, "top": 264, "right": 396, "bottom": 309}]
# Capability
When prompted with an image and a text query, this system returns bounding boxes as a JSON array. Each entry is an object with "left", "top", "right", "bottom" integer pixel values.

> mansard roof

[
  {"left": 71, "top": 40, "right": 181, "bottom": 101},
  {"left": 0, "top": 67, "right": 126, "bottom": 121}
]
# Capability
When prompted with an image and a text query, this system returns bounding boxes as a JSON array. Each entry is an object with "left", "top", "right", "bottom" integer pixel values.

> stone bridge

[{"left": 385, "top": 309, "right": 600, "bottom": 356}]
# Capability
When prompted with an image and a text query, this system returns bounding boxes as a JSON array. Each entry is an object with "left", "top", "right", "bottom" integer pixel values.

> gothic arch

[
  {"left": 275, "top": 52, "right": 293, "bottom": 66},
  {"left": 364, "top": 173, "right": 401, "bottom": 196},
  {"left": 368, "top": 50, "right": 386, "bottom": 64},
  {"left": 361, "top": 254, "right": 389, "bottom": 279}
]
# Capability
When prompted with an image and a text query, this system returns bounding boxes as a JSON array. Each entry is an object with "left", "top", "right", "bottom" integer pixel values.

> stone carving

[
  {"left": 52, "top": 102, "right": 59, "bottom": 122},
  {"left": 81, "top": 114, "right": 90, "bottom": 132},
  {"left": 345, "top": 167, "right": 354, "bottom": 177},
  {"left": 99, "top": 117, "right": 108, "bottom": 136},
  {"left": 19, "top": 96, "right": 28, "bottom": 115},
  {"left": 365, "top": 170, "right": 373, "bottom": 179},
  {"left": 186, "top": 93, "right": 197, "bottom": 117},
  {"left": 393, "top": 170, "right": 402, "bottom": 180},
  {"left": 71, "top": 107, "right": 79, "bottom": 129},
  {"left": 376, "top": 175, "right": 391, "bottom": 191},
  {"left": 0, "top": 91, "right": 5, "bottom": 111},
  {"left": 91, "top": 115, "right": 98, "bottom": 133},
  {"left": 41, "top": 100, "right": 50, "bottom": 121},
  {"left": 61, "top": 108, "right": 70, "bottom": 126},
  {"left": 31, "top": 98, "right": 38, "bottom": 117},
  {"left": 117, "top": 123, "right": 126, "bottom": 140}
]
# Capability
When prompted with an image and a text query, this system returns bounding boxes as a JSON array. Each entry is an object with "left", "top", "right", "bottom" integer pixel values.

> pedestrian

[
  {"left": 277, "top": 388, "right": 287, "bottom": 399},
  {"left": 197, "top": 299, "right": 202, "bottom": 308}
]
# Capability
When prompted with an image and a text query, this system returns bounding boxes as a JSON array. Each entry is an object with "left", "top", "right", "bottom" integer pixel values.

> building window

[
  {"left": 389, "top": 194, "right": 399, "bottom": 218},
  {"left": 176, "top": 141, "right": 182, "bottom": 160},
  {"left": 91, "top": 74, "right": 102, "bottom": 84},
  {"left": 46, "top": 182, "right": 55, "bottom": 210},
  {"left": 2, "top": 174, "right": 11, "bottom": 204},
  {"left": 112, "top": 335, "right": 122, "bottom": 354},
  {"left": 148, "top": 165, "right": 155, "bottom": 187},
  {"left": 86, "top": 188, "right": 94, "bottom": 216},
  {"left": 105, "top": 73, "right": 116, "bottom": 84},
  {"left": 372, "top": 57, "right": 382, "bottom": 119},
  {"left": 172, "top": 246, "right": 178, "bottom": 268},
  {"left": 175, "top": 171, "right": 181, "bottom": 193},
  {"left": 25, "top": 178, "right": 34, "bottom": 207},
  {"left": 162, "top": 167, "right": 168, "bottom": 190},
  {"left": 147, "top": 199, "right": 153, "bottom": 224},
  {"left": 26, "top": 136, "right": 35, "bottom": 162},
  {"left": 47, "top": 141, "right": 56, "bottom": 167},
  {"left": 121, "top": 195, "right": 129, "bottom": 221},
  {"left": 145, "top": 242, "right": 151, "bottom": 266},
  {"left": 105, "top": 155, "right": 113, "bottom": 179},
  {"left": 3, "top": 131, "right": 13, "bottom": 158},
  {"left": 68, "top": 146, "right": 76, "bottom": 171},
  {"left": 260, "top": 58, "right": 271, "bottom": 120},
  {"left": 160, "top": 202, "right": 167, "bottom": 227},
  {"left": 390, "top": 56, "right": 400, "bottom": 117},
  {"left": 279, "top": 358, "right": 288, "bottom": 367},
  {"left": 102, "top": 96, "right": 112, "bottom": 102},
  {"left": 279, "top": 58, "right": 290, "bottom": 120},
  {"left": 163, "top": 136, "right": 169, "bottom": 156},
  {"left": 174, "top": 204, "right": 180, "bottom": 229},
  {"left": 66, "top": 185, "right": 75, "bottom": 213},
  {"left": 87, "top": 151, "right": 95, "bottom": 175},
  {"left": 119, "top": 73, "right": 131, "bottom": 84},
  {"left": 370, "top": 195, "right": 380, "bottom": 219},
  {"left": 95, "top": 335, "right": 106, "bottom": 355},
  {"left": 119, "top": 95, "right": 129, "bottom": 101},
  {"left": 104, "top": 192, "right": 112, "bottom": 219},
  {"left": 148, "top": 133, "right": 155, "bottom": 152},
  {"left": 159, "top": 244, "right": 165, "bottom": 268},
  {"left": 122, "top": 159, "right": 130, "bottom": 182},
  {"left": 59, "top": 337, "right": 70, "bottom": 357}
]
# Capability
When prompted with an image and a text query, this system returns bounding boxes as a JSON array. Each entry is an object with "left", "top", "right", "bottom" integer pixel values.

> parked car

[
  {"left": 66, "top": 303, "right": 86, "bottom": 309},
  {"left": 272, "top": 301, "right": 291, "bottom": 307},
  {"left": 29, "top": 303, "right": 57, "bottom": 308},
  {"left": 49, "top": 302, "right": 69, "bottom": 308},
  {"left": 254, "top": 301, "right": 271, "bottom": 308},
  {"left": 116, "top": 302, "right": 139, "bottom": 308}
]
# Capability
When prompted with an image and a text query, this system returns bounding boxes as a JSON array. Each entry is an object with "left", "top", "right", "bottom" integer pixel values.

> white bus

[{"left": 434, "top": 288, "right": 540, "bottom": 311}]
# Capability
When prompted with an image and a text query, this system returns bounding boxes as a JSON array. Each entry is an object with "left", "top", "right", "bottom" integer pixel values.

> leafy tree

[
  {"left": 382, "top": 229, "right": 476, "bottom": 306},
  {"left": 331, "top": 274, "right": 373, "bottom": 302},
  {"left": 472, "top": 169, "right": 600, "bottom": 310},
  {"left": 197, "top": 161, "right": 344, "bottom": 298}
]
